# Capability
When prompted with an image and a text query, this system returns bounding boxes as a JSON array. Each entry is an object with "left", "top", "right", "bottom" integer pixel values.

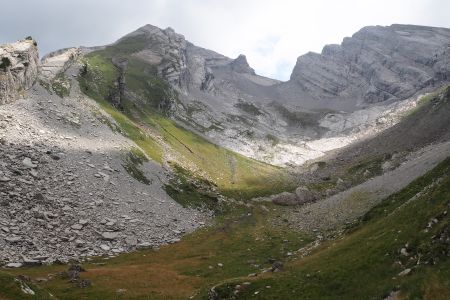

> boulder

[
  {"left": 272, "top": 192, "right": 299, "bottom": 206},
  {"left": 101, "top": 231, "right": 119, "bottom": 241},
  {"left": 294, "top": 187, "right": 318, "bottom": 204}
]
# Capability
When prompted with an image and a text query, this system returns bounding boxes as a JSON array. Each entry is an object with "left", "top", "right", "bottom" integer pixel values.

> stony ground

[{"left": 0, "top": 75, "right": 211, "bottom": 267}]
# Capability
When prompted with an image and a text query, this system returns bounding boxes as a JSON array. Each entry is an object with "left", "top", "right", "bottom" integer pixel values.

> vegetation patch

[
  {"left": 122, "top": 147, "right": 151, "bottom": 184},
  {"left": 266, "top": 134, "right": 279, "bottom": 146},
  {"left": 38, "top": 79, "right": 51, "bottom": 93},
  {"left": 0, "top": 57, "right": 11, "bottom": 71},
  {"left": 0, "top": 272, "right": 50, "bottom": 299},
  {"left": 51, "top": 72, "right": 71, "bottom": 97},
  {"left": 165, "top": 163, "right": 225, "bottom": 214},
  {"left": 234, "top": 100, "right": 262, "bottom": 116},
  {"left": 345, "top": 154, "right": 385, "bottom": 182}
]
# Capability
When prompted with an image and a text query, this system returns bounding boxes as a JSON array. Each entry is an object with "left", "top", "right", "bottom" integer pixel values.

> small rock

[
  {"left": 0, "top": 176, "right": 11, "bottom": 182},
  {"left": 101, "top": 232, "right": 119, "bottom": 241},
  {"left": 125, "top": 236, "right": 138, "bottom": 246},
  {"left": 100, "top": 244, "right": 111, "bottom": 251},
  {"left": 22, "top": 157, "right": 37, "bottom": 168},
  {"left": 398, "top": 268, "right": 412, "bottom": 276},
  {"left": 79, "top": 219, "right": 89, "bottom": 225},
  {"left": 5, "top": 262, "right": 23, "bottom": 268},
  {"left": 271, "top": 261, "right": 283, "bottom": 272},
  {"left": 5, "top": 236, "right": 22, "bottom": 243},
  {"left": 71, "top": 224, "right": 83, "bottom": 230}
]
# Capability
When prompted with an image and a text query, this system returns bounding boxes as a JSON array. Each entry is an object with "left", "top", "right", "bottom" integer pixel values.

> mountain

[{"left": 95, "top": 24, "right": 450, "bottom": 166}]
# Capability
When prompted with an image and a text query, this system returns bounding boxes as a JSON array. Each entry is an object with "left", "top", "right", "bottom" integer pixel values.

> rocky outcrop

[
  {"left": 40, "top": 47, "right": 81, "bottom": 81},
  {"left": 123, "top": 25, "right": 189, "bottom": 89},
  {"left": 109, "top": 58, "right": 128, "bottom": 108},
  {"left": 0, "top": 39, "right": 39, "bottom": 104},
  {"left": 229, "top": 54, "right": 255, "bottom": 74}
]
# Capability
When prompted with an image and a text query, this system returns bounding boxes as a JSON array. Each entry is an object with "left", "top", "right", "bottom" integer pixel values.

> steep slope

[
  {"left": 0, "top": 64, "right": 211, "bottom": 265},
  {"left": 307, "top": 84, "right": 450, "bottom": 192},
  {"left": 77, "top": 40, "right": 297, "bottom": 200}
]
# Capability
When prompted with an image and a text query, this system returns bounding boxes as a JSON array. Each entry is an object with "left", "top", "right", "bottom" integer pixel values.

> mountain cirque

[
  {"left": 115, "top": 24, "right": 450, "bottom": 166},
  {"left": 1, "top": 23, "right": 450, "bottom": 265}
]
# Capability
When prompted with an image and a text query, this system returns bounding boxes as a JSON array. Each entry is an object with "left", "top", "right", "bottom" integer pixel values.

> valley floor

[{"left": 1, "top": 155, "right": 449, "bottom": 299}]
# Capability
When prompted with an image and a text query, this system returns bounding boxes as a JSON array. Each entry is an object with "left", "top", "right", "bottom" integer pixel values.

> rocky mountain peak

[{"left": 229, "top": 54, "right": 255, "bottom": 74}]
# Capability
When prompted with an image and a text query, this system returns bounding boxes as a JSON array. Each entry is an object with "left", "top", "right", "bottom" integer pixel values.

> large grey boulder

[
  {"left": 272, "top": 192, "right": 299, "bottom": 206},
  {"left": 271, "top": 187, "right": 318, "bottom": 206}
]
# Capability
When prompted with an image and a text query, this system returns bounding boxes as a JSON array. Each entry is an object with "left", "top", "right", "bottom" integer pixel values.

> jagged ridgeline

[{"left": 78, "top": 33, "right": 296, "bottom": 201}]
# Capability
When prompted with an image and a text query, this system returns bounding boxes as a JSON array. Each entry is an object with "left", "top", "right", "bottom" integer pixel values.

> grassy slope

[
  {"left": 78, "top": 43, "right": 296, "bottom": 201},
  {"left": 221, "top": 156, "right": 450, "bottom": 299},
  {"left": 0, "top": 272, "right": 50, "bottom": 300}
]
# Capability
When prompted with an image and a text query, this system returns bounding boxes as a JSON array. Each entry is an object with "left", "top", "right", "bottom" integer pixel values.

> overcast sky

[{"left": 1, "top": 0, "right": 449, "bottom": 80}]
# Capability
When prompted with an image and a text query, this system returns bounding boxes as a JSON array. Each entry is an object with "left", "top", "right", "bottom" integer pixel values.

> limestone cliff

[
  {"left": 282, "top": 24, "right": 450, "bottom": 110},
  {"left": 0, "top": 39, "right": 39, "bottom": 104}
]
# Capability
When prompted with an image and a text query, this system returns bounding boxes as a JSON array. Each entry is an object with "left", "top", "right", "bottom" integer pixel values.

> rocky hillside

[{"left": 0, "top": 38, "right": 39, "bottom": 104}]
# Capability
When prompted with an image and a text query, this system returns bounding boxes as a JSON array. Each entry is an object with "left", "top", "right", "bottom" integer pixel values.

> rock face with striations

[
  {"left": 279, "top": 24, "right": 450, "bottom": 111},
  {"left": 0, "top": 39, "right": 39, "bottom": 104}
]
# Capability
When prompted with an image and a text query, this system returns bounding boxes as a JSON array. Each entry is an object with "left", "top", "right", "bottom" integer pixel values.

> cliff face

[
  {"left": 0, "top": 39, "right": 39, "bottom": 104},
  {"left": 281, "top": 24, "right": 450, "bottom": 110}
]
